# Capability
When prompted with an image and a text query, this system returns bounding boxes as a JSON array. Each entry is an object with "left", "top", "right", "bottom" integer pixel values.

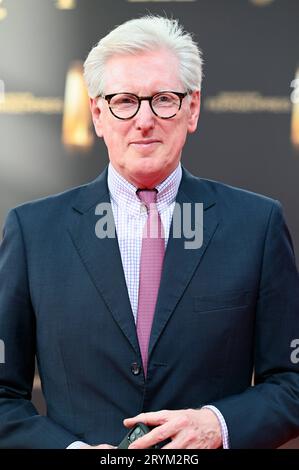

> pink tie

[{"left": 136, "top": 189, "right": 165, "bottom": 376}]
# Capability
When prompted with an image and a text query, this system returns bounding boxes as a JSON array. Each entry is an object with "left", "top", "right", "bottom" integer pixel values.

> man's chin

[{"left": 127, "top": 165, "right": 165, "bottom": 188}]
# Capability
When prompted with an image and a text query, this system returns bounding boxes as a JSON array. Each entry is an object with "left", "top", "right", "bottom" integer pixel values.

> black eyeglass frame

[{"left": 100, "top": 91, "right": 189, "bottom": 120}]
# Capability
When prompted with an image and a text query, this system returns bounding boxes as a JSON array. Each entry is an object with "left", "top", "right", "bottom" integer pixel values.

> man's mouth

[{"left": 130, "top": 140, "right": 161, "bottom": 148}]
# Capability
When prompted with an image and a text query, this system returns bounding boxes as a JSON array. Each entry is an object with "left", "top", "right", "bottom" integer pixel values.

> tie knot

[{"left": 137, "top": 189, "right": 158, "bottom": 207}]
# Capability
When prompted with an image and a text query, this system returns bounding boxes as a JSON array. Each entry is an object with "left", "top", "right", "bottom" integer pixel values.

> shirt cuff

[
  {"left": 66, "top": 440, "right": 87, "bottom": 449},
  {"left": 202, "top": 405, "right": 230, "bottom": 449}
]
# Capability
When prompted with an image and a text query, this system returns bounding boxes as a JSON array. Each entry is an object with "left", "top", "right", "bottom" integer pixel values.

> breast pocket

[{"left": 193, "top": 291, "right": 253, "bottom": 313}]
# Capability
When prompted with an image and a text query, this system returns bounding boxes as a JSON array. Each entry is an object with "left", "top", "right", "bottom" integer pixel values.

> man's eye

[
  {"left": 157, "top": 95, "right": 171, "bottom": 102},
  {"left": 154, "top": 95, "right": 174, "bottom": 105},
  {"left": 114, "top": 96, "right": 137, "bottom": 106},
  {"left": 121, "top": 98, "right": 135, "bottom": 104}
]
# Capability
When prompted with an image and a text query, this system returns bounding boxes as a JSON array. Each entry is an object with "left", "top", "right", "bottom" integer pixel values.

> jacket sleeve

[
  {"left": 211, "top": 200, "right": 299, "bottom": 448},
  {"left": 0, "top": 209, "right": 78, "bottom": 448}
]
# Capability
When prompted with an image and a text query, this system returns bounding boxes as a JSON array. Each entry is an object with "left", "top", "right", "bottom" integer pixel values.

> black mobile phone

[{"left": 117, "top": 422, "right": 153, "bottom": 449}]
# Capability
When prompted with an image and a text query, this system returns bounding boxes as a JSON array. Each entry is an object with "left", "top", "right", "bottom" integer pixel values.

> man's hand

[
  {"left": 123, "top": 408, "right": 222, "bottom": 449},
  {"left": 80, "top": 444, "right": 117, "bottom": 449}
]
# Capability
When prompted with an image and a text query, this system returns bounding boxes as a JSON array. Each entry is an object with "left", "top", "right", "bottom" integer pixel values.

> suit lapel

[
  {"left": 148, "top": 168, "right": 220, "bottom": 358},
  {"left": 67, "top": 168, "right": 140, "bottom": 355}
]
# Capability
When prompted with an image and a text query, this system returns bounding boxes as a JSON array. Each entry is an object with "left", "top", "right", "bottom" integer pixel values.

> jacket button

[{"left": 131, "top": 362, "right": 141, "bottom": 376}]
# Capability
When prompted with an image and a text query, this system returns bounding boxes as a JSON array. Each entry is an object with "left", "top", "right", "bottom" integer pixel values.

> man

[{"left": 0, "top": 15, "right": 299, "bottom": 449}]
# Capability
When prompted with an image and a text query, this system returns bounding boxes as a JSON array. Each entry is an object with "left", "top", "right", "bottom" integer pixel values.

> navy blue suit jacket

[{"left": 0, "top": 167, "right": 299, "bottom": 448}]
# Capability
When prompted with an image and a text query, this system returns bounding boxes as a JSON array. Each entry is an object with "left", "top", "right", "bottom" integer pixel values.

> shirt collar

[{"left": 107, "top": 162, "right": 182, "bottom": 218}]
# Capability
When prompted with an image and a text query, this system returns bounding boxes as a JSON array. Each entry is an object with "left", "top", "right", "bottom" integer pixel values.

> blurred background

[{"left": 0, "top": 0, "right": 299, "bottom": 448}]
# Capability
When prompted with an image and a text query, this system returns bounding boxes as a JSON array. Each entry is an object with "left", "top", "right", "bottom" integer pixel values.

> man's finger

[
  {"left": 128, "top": 422, "right": 174, "bottom": 449},
  {"left": 123, "top": 410, "right": 168, "bottom": 428}
]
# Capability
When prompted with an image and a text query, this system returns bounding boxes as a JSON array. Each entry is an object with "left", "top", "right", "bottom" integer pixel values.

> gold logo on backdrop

[
  {"left": 249, "top": 0, "right": 275, "bottom": 6},
  {"left": 204, "top": 92, "right": 290, "bottom": 113},
  {"left": 55, "top": 0, "right": 77, "bottom": 9},
  {"left": 291, "top": 68, "right": 299, "bottom": 149},
  {"left": 0, "top": 93, "right": 63, "bottom": 113},
  {"left": 62, "top": 62, "right": 94, "bottom": 150},
  {"left": 0, "top": 0, "right": 7, "bottom": 21}
]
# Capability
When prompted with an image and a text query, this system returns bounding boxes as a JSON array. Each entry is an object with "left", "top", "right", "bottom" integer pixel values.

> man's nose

[{"left": 134, "top": 99, "right": 155, "bottom": 130}]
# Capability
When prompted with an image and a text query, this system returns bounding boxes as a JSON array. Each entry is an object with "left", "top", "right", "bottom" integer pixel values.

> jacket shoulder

[{"left": 202, "top": 177, "right": 277, "bottom": 206}]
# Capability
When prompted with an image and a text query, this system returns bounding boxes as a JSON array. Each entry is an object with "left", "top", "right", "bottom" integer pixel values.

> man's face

[{"left": 90, "top": 49, "right": 200, "bottom": 188}]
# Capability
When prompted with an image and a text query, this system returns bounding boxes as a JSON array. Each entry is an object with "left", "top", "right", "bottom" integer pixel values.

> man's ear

[
  {"left": 187, "top": 91, "right": 201, "bottom": 134},
  {"left": 89, "top": 97, "right": 103, "bottom": 138}
]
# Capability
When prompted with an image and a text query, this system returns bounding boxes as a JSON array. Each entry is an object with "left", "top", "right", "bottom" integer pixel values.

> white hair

[{"left": 83, "top": 15, "right": 203, "bottom": 98}]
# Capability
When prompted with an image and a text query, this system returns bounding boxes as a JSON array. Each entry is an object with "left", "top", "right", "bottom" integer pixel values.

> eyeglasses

[{"left": 101, "top": 91, "right": 188, "bottom": 120}]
